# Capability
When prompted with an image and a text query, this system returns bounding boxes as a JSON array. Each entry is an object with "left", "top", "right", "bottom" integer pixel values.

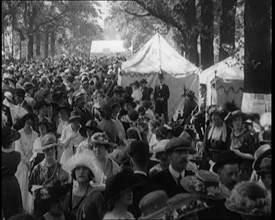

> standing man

[
  {"left": 154, "top": 74, "right": 170, "bottom": 123},
  {"left": 150, "top": 132, "right": 196, "bottom": 198},
  {"left": 140, "top": 79, "right": 153, "bottom": 101}
]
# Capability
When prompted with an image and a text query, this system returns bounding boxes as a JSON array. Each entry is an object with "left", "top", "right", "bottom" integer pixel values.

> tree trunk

[
  {"left": 219, "top": 0, "right": 237, "bottom": 61},
  {"left": 36, "top": 32, "right": 41, "bottom": 56},
  {"left": 244, "top": 0, "right": 271, "bottom": 94},
  {"left": 200, "top": 0, "right": 214, "bottom": 70},
  {"left": 185, "top": 0, "right": 199, "bottom": 66},
  {"left": 50, "top": 31, "right": 55, "bottom": 58},
  {"left": 27, "top": 33, "right": 34, "bottom": 61},
  {"left": 44, "top": 26, "right": 50, "bottom": 58}
]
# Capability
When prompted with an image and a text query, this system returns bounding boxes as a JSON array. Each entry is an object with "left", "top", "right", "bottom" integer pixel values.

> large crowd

[{"left": 2, "top": 55, "right": 271, "bottom": 220}]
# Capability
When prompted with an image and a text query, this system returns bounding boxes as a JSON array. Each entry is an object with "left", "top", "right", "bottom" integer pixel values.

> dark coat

[
  {"left": 2, "top": 104, "right": 13, "bottom": 127},
  {"left": 150, "top": 168, "right": 195, "bottom": 198},
  {"left": 128, "top": 173, "right": 161, "bottom": 219},
  {"left": 141, "top": 87, "right": 153, "bottom": 101},
  {"left": 21, "top": 100, "right": 33, "bottom": 114},
  {"left": 154, "top": 84, "right": 170, "bottom": 115}
]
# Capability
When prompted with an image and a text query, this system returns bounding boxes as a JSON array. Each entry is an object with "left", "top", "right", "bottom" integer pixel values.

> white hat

[
  {"left": 63, "top": 153, "right": 103, "bottom": 183},
  {"left": 152, "top": 139, "right": 170, "bottom": 154},
  {"left": 4, "top": 91, "right": 13, "bottom": 101}
]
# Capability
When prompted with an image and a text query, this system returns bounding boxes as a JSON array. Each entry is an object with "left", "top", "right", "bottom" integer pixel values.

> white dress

[
  {"left": 15, "top": 128, "right": 38, "bottom": 212},
  {"left": 59, "top": 124, "right": 85, "bottom": 166}
]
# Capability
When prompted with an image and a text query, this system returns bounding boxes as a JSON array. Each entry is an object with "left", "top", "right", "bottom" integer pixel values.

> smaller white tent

[
  {"left": 90, "top": 40, "right": 130, "bottom": 57},
  {"left": 199, "top": 56, "right": 244, "bottom": 108},
  {"left": 121, "top": 33, "right": 200, "bottom": 119}
]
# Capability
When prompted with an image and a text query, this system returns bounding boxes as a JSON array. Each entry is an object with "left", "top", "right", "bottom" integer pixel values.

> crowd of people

[{"left": 2, "top": 55, "right": 271, "bottom": 220}]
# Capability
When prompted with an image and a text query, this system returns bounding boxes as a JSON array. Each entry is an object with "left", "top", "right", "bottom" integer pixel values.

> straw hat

[
  {"left": 91, "top": 132, "right": 116, "bottom": 148},
  {"left": 181, "top": 170, "right": 228, "bottom": 200},
  {"left": 139, "top": 190, "right": 168, "bottom": 219},
  {"left": 68, "top": 110, "right": 81, "bottom": 122},
  {"left": 36, "top": 133, "right": 60, "bottom": 152},
  {"left": 225, "top": 181, "right": 271, "bottom": 216}
]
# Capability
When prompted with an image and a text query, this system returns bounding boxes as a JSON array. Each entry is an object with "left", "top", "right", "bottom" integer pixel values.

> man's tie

[{"left": 178, "top": 173, "right": 182, "bottom": 186}]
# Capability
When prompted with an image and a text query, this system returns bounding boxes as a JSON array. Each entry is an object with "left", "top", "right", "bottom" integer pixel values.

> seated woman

[{"left": 63, "top": 153, "right": 105, "bottom": 220}]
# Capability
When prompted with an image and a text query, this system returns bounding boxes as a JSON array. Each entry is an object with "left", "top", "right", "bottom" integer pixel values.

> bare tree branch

[{"left": 124, "top": 9, "right": 151, "bottom": 17}]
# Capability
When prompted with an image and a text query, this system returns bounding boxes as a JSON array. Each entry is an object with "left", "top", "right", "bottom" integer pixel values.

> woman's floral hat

[
  {"left": 181, "top": 170, "right": 228, "bottom": 200},
  {"left": 225, "top": 181, "right": 271, "bottom": 216}
]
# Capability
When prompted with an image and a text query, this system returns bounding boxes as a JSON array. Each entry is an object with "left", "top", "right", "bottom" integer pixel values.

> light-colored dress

[
  {"left": 59, "top": 124, "right": 85, "bottom": 166},
  {"left": 15, "top": 128, "right": 38, "bottom": 212}
]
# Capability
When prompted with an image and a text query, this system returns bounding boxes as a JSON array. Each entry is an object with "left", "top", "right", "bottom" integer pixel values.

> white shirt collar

[{"left": 169, "top": 164, "right": 185, "bottom": 179}]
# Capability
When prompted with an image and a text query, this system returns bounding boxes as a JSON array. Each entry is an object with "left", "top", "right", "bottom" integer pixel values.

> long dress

[
  {"left": 15, "top": 128, "right": 38, "bottom": 212},
  {"left": 60, "top": 124, "right": 85, "bottom": 166},
  {"left": 2, "top": 150, "right": 23, "bottom": 219}
]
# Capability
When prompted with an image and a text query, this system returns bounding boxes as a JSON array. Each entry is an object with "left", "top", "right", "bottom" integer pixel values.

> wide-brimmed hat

[
  {"left": 79, "top": 120, "right": 102, "bottom": 138},
  {"left": 181, "top": 170, "right": 228, "bottom": 200},
  {"left": 140, "top": 79, "right": 148, "bottom": 84},
  {"left": 229, "top": 110, "right": 247, "bottom": 122},
  {"left": 139, "top": 190, "right": 168, "bottom": 220},
  {"left": 225, "top": 181, "right": 271, "bottom": 216},
  {"left": 213, "top": 150, "right": 241, "bottom": 173},
  {"left": 13, "top": 113, "right": 39, "bottom": 130},
  {"left": 34, "top": 100, "right": 50, "bottom": 110},
  {"left": 2, "top": 126, "right": 21, "bottom": 146},
  {"left": 23, "top": 82, "right": 34, "bottom": 91},
  {"left": 105, "top": 169, "right": 140, "bottom": 205},
  {"left": 36, "top": 133, "right": 61, "bottom": 152},
  {"left": 256, "top": 157, "right": 271, "bottom": 175},
  {"left": 166, "top": 193, "right": 208, "bottom": 219},
  {"left": 37, "top": 117, "right": 53, "bottom": 132},
  {"left": 128, "top": 140, "right": 150, "bottom": 161},
  {"left": 112, "top": 85, "right": 124, "bottom": 94},
  {"left": 63, "top": 153, "right": 103, "bottom": 183},
  {"left": 91, "top": 132, "right": 116, "bottom": 148},
  {"left": 68, "top": 110, "right": 81, "bottom": 122},
  {"left": 165, "top": 132, "right": 196, "bottom": 154},
  {"left": 252, "top": 144, "right": 271, "bottom": 170}
]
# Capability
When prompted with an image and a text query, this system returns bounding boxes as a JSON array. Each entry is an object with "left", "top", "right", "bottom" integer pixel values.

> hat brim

[
  {"left": 224, "top": 200, "right": 270, "bottom": 217},
  {"left": 168, "top": 146, "right": 196, "bottom": 155},
  {"left": 69, "top": 116, "right": 81, "bottom": 122},
  {"left": 252, "top": 148, "right": 271, "bottom": 170},
  {"left": 36, "top": 143, "right": 60, "bottom": 152},
  {"left": 92, "top": 141, "right": 117, "bottom": 148},
  {"left": 141, "top": 206, "right": 167, "bottom": 219},
  {"left": 181, "top": 176, "right": 227, "bottom": 200},
  {"left": 79, "top": 126, "right": 102, "bottom": 138}
]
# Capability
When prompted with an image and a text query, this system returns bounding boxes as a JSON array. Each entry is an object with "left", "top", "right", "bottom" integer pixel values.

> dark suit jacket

[
  {"left": 142, "top": 87, "right": 153, "bottom": 101},
  {"left": 74, "top": 105, "right": 92, "bottom": 127},
  {"left": 150, "top": 168, "right": 195, "bottom": 198},
  {"left": 128, "top": 173, "right": 161, "bottom": 219},
  {"left": 154, "top": 84, "right": 170, "bottom": 115}
]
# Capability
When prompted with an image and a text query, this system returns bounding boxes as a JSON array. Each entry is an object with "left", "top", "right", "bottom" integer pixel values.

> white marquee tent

[
  {"left": 199, "top": 56, "right": 244, "bottom": 108},
  {"left": 120, "top": 33, "right": 200, "bottom": 120}
]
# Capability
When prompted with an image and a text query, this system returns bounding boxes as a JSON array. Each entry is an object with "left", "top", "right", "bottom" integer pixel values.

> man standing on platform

[{"left": 154, "top": 74, "right": 170, "bottom": 123}]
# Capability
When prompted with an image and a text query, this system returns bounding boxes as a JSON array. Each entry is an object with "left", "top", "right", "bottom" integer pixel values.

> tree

[
  {"left": 219, "top": 0, "right": 237, "bottom": 61},
  {"left": 200, "top": 0, "right": 214, "bottom": 69},
  {"left": 244, "top": 0, "right": 271, "bottom": 94}
]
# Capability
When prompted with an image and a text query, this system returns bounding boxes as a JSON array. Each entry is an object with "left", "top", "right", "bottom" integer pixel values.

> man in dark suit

[
  {"left": 73, "top": 92, "right": 92, "bottom": 127},
  {"left": 14, "top": 88, "right": 33, "bottom": 113},
  {"left": 150, "top": 132, "right": 196, "bottom": 198},
  {"left": 154, "top": 74, "right": 170, "bottom": 123},
  {"left": 127, "top": 140, "right": 160, "bottom": 219},
  {"left": 140, "top": 79, "right": 153, "bottom": 101}
]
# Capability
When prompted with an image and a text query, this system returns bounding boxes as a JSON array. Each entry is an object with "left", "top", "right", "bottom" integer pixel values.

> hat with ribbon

[
  {"left": 181, "top": 170, "right": 228, "bottom": 200},
  {"left": 68, "top": 110, "right": 81, "bottom": 122}
]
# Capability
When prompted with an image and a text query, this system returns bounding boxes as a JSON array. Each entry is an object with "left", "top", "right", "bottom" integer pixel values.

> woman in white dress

[
  {"left": 60, "top": 111, "right": 85, "bottom": 166},
  {"left": 15, "top": 113, "right": 39, "bottom": 212}
]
